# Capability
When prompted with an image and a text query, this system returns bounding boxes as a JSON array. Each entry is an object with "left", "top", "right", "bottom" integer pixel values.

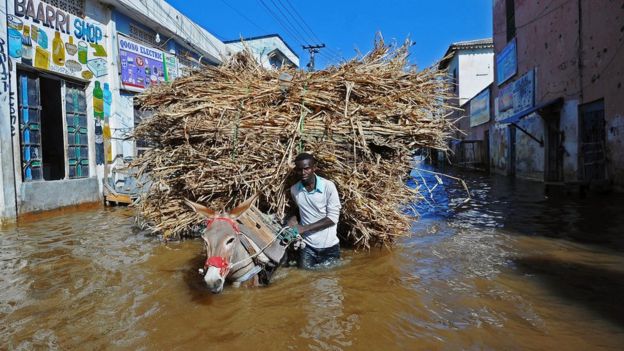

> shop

[{"left": 4, "top": 0, "right": 111, "bottom": 213}]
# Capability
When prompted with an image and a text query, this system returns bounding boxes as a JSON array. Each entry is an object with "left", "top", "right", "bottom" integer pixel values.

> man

[{"left": 287, "top": 153, "right": 342, "bottom": 269}]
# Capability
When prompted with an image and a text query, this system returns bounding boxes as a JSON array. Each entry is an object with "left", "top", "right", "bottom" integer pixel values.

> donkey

[{"left": 184, "top": 194, "right": 271, "bottom": 294}]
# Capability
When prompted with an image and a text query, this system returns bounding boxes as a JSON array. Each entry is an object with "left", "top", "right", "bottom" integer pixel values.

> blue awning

[{"left": 499, "top": 97, "right": 564, "bottom": 124}]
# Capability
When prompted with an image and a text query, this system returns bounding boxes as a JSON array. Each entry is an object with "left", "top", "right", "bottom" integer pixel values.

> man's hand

[{"left": 287, "top": 216, "right": 298, "bottom": 228}]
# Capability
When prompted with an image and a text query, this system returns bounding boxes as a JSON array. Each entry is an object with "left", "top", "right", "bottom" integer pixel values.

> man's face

[{"left": 295, "top": 159, "right": 316, "bottom": 183}]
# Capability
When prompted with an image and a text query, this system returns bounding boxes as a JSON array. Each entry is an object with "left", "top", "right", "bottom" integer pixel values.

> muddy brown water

[{"left": 2, "top": 166, "right": 624, "bottom": 350}]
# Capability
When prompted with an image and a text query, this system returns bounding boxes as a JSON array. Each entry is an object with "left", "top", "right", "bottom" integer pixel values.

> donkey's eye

[{"left": 226, "top": 237, "right": 236, "bottom": 245}]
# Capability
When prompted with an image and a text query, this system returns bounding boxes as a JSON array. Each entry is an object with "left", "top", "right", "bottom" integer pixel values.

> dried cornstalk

[{"left": 132, "top": 36, "right": 456, "bottom": 248}]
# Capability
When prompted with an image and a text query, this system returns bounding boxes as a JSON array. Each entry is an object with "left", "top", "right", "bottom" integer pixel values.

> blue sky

[{"left": 167, "top": 0, "right": 493, "bottom": 70}]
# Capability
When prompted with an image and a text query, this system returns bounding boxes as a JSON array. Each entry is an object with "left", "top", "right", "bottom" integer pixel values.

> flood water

[{"left": 2, "top": 165, "right": 624, "bottom": 350}]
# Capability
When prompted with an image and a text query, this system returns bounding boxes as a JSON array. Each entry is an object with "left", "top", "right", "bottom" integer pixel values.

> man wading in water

[{"left": 287, "top": 153, "right": 342, "bottom": 269}]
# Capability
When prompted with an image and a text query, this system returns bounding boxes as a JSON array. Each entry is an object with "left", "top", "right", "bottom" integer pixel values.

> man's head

[{"left": 294, "top": 153, "right": 317, "bottom": 185}]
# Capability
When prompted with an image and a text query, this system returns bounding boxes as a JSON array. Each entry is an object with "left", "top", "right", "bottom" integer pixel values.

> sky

[{"left": 166, "top": 0, "right": 493, "bottom": 70}]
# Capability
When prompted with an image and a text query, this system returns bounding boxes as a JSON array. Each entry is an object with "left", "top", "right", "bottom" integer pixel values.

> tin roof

[{"left": 438, "top": 38, "right": 494, "bottom": 69}]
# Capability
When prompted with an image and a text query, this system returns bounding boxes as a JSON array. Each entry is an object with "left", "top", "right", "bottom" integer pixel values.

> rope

[{"left": 229, "top": 226, "right": 299, "bottom": 269}]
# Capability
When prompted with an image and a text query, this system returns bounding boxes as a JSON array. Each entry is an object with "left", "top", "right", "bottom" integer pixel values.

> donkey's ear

[
  {"left": 184, "top": 198, "right": 217, "bottom": 218},
  {"left": 228, "top": 193, "right": 259, "bottom": 219}
]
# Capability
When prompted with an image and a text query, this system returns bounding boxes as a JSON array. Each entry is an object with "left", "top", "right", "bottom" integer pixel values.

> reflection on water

[{"left": 1, "top": 162, "right": 624, "bottom": 350}]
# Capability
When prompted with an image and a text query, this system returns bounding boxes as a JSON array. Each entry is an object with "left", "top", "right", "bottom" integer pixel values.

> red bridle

[{"left": 203, "top": 217, "right": 241, "bottom": 276}]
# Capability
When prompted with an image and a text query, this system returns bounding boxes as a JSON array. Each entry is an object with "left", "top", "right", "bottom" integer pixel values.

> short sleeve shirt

[{"left": 290, "top": 175, "right": 341, "bottom": 248}]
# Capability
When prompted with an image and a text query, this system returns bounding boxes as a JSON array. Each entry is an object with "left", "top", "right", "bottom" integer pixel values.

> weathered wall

[
  {"left": 458, "top": 49, "right": 494, "bottom": 105},
  {"left": 515, "top": 114, "right": 545, "bottom": 180},
  {"left": 18, "top": 178, "right": 100, "bottom": 213},
  {"left": 581, "top": 0, "right": 624, "bottom": 189},
  {"left": 0, "top": 0, "right": 18, "bottom": 223}
]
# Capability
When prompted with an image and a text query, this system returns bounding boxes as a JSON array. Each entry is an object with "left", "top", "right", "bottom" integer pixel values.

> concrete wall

[
  {"left": 580, "top": 1, "right": 624, "bottom": 189},
  {"left": 457, "top": 49, "right": 494, "bottom": 105},
  {"left": 102, "top": 0, "right": 227, "bottom": 64},
  {"left": 0, "top": 0, "right": 18, "bottom": 223},
  {"left": 18, "top": 178, "right": 100, "bottom": 213}
]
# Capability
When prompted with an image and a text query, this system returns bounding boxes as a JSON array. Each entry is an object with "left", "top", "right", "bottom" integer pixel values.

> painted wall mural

[
  {"left": 10, "top": 0, "right": 108, "bottom": 81},
  {"left": 118, "top": 35, "right": 178, "bottom": 92}
]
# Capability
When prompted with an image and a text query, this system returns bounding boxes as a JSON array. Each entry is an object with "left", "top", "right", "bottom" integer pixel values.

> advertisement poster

[
  {"left": 118, "top": 35, "right": 166, "bottom": 92},
  {"left": 512, "top": 69, "right": 534, "bottom": 113},
  {"left": 470, "top": 88, "right": 490, "bottom": 127},
  {"left": 496, "top": 38, "right": 517, "bottom": 86},
  {"left": 164, "top": 53, "right": 179, "bottom": 82},
  {"left": 9, "top": 0, "right": 107, "bottom": 81}
]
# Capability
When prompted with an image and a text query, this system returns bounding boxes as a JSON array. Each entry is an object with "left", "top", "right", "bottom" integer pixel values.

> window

[
  {"left": 129, "top": 23, "right": 159, "bottom": 47},
  {"left": 43, "top": 0, "right": 85, "bottom": 18},
  {"left": 18, "top": 72, "right": 43, "bottom": 181},
  {"left": 453, "top": 68, "right": 458, "bottom": 93},
  {"left": 17, "top": 70, "right": 88, "bottom": 182},
  {"left": 66, "top": 83, "right": 89, "bottom": 178},
  {"left": 506, "top": 0, "right": 516, "bottom": 42}
]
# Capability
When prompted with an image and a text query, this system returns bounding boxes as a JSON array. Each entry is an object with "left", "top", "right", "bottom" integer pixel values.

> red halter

[
  {"left": 204, "top": 217, "right": 241, "bottom": 234},
  {"left": 203, "top": 217, "right": 241, "bottom": 276}
]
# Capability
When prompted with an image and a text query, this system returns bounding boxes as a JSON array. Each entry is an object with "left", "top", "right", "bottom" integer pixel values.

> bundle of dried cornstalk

[{"left": 132, "top": 37, "right": 455, "bottom": 248}]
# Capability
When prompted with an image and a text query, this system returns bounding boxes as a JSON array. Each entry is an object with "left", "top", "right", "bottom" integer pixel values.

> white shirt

[{"left": 290, "top": 175, "right": 341, "bottom": 248}]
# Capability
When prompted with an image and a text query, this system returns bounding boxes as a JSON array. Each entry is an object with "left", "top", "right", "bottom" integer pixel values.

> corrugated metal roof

[{"left": 438, "top": 38, "right": 494, "bottom": 69}]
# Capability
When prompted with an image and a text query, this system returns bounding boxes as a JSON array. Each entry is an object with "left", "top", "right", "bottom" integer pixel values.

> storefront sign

[
  {"left": 470, "top": 88, "right": 490, "bottom": 127},
  {"left": 10, "top": 0, "right": 107, "bottom": 81},
  {"left": 118, "top": 35, "right": 166, "bottom": 92},
  {"left": 496, "top": 38, "right": 517, "bottom": 86}
]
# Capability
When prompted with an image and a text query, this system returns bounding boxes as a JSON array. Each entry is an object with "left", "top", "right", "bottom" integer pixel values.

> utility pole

[{"left": 302, "top": 44, "right": 325, "bottom": 72}]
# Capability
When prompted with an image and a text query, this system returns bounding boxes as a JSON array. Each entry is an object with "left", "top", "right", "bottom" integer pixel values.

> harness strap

[
  {"left": 239, "top": 233, "right": 258, "bottom": 257},
  {"left": 232, "top": 265, "right": 263, "bottom": 283}
]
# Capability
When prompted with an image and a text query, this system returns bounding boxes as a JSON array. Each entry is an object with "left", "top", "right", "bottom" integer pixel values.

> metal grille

[
  {"left": 43, "top": 0, "right": 85, "bottom": 17},
  {"left": 66, "top": 83, "right": 89, "bottom": 179},
  {"left": 129, "top": 24, "right": 158, "bottom": 46}
]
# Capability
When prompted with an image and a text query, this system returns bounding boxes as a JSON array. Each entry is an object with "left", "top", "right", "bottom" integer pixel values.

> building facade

[
  {"left": 490, "top": 0, "right": 624, "bottom": 188},
  {"left": 225, "top": 34, "right": 299, "bottom": 69},
  {"left": 0, "top": 0, "right": 298, "bottom": 223},
  {"left": 438, "top": 39, "right": 494, "bottom": 170}
]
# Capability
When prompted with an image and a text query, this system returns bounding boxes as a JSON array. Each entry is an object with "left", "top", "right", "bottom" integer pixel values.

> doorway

[
  {"left": 579, "top": 100, "right": 606, "bottom": 182},
  {"left": 40, "top": 76, "right": 65, "bottom": 180}
]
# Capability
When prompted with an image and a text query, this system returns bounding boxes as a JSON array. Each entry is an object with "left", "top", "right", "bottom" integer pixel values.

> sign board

[
  {"left": 470, "top": 88, "right": 490, "bottom": 127},
  {"left": 495, "top": 69, "right": 535, "bottom": 121},
  {"left": 118, "top": 35, "right": 166, "bottom": 92},
  {"left": 496, "top": 38, "right": 517, "bottom": 86},
  {"left": 512, "top": 69, "right": 534, "bottom": 113},
  {"left": 9, "top": 0, "right": 107, "bottom": 81},
  {"left": 164, "top": 53, "right": 179, "bottom": 82}
]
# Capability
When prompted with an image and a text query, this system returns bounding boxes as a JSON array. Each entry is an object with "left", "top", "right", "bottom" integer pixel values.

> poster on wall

[
  {"left": 512, "top": 69, "right": 534, "bottom": 112},
  {"left": 118, "top": 35, "right": 167, "bottom": 92},
  {"left": 164, "top": 53, "right": 179, "bottom": 82},
  {"left": 9, "top": 0, "right": 108, "bottom": 81},
  {"left": 495, "top": 69, "right": 535, "bottom": 121},
  {"left": 470, "top": 88, "right": 490, "bottom": 127},
  {"left": 496, "top": 38, "right": 517, "bottom": 86}
]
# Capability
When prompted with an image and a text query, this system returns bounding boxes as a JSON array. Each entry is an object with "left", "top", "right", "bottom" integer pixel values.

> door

[
  {"left": 579, "top": 100, "right": 606, "bottom": 182},
  {"left": 545, "top": 116, "right": 563, "bottom": 182}
]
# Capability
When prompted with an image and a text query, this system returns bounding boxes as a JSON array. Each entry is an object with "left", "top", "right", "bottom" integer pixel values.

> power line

[
  {"left": 220, "top": 0, "right": 268, "bottom": 34},
  {"left": 281, "top": 0, "right": 343, "bottom": 60}
]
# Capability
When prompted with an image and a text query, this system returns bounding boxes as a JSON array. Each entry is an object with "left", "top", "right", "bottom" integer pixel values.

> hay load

[{"left": 132, "top": 37, "right": 455, "bottom": 248}]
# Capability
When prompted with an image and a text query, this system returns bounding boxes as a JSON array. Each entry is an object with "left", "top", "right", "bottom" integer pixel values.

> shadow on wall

[{"left": 514, "top": 256, "right": 624, "bottom": 328}]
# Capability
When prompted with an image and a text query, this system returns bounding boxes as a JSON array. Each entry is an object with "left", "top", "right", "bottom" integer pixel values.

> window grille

[
  {"left": 43, "top": 0, "right": 85, "bottom": 18},
  {"left": 129, "top": 23, "right": 158, "bottom": 46},
  {"left": 66, "top": 83, "right": 89, "bottom": 179}
]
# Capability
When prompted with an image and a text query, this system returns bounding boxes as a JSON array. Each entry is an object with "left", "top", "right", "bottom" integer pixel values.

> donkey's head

[{"left": 184, "top": 194, "right": 258, "bottom": 294}]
